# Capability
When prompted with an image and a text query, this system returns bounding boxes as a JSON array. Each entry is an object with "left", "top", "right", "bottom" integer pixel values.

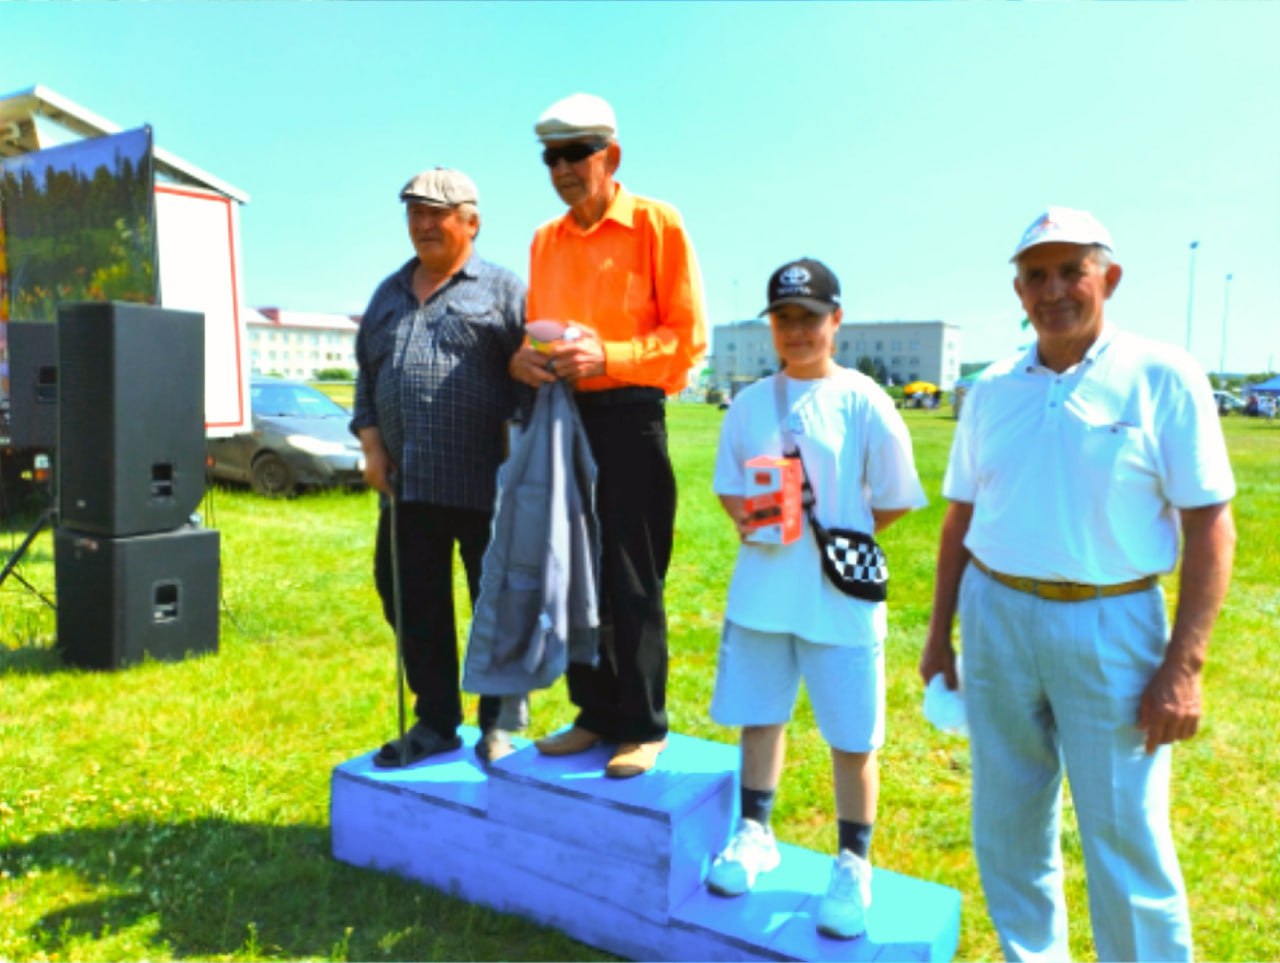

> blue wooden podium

[{"left": 331, "top": 729, "right": 960, "bottom": 961}]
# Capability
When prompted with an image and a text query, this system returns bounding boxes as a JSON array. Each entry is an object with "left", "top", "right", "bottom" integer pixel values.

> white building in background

[
  {"left": 710, "top": 319, "right": 961, "bottom": 391},
  {"left": 246, "top": 308, "right": 359, "bottom": 380}
]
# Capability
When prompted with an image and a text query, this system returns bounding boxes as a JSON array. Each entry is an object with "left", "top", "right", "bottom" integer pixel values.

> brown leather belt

[{"left": 971, "top": 557, "right": 1157, "bottom": 603}]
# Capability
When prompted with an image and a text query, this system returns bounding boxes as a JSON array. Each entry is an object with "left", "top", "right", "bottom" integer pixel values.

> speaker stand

[{"left": 0, "top": 505, "right": 58, "bottom": 610}]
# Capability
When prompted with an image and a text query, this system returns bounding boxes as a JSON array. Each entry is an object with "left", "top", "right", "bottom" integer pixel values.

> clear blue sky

[{"left": 6, "top": 1, "right": 1278, "bottom": 372}]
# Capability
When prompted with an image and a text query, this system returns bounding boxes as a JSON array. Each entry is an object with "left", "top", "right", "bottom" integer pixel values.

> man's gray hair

[
  {"left": 1014, "top": 243, "right": 1113, "bottom": 271},
  {"left": 458, "top": 202, "right": 480, "bottom": 240}
]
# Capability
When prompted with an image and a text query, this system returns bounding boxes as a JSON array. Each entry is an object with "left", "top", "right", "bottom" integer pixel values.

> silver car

[
  {"left": 207, "top": 378, "right": 366, "bottom": 496},
  {"left": 1213, "top": 390, "right": 1244, "bottom": 415}
]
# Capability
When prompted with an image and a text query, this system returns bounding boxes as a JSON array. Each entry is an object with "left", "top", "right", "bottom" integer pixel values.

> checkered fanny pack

[
  {"left": 804, "top": 512, "right": 888, "bottom": 601},
  {"left": 773, "top": 375, "right": 889, "bottom": 602}
]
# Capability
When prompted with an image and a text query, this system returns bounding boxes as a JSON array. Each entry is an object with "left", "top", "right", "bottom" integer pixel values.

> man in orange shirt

[{"left": 510, "top": 92, "right": 707, "bottom": 777}]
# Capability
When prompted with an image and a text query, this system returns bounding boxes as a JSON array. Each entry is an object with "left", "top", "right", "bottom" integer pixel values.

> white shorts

[{"left": 709, "top": 621, "right": 885, "bottom": 752}]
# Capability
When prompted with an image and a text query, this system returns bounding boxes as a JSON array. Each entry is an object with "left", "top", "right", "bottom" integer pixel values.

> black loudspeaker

[
  {"left": 57, "top": 302, "right": 206, "bottom": 536},
  {"left": 54, "top": 525, "right": 220, "bottom": 669},
  {"left": 8, "top": 320, "right": 59, "bottom": 449}
]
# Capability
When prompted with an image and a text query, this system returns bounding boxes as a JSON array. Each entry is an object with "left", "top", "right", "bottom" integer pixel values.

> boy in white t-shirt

[{"left": 707, "top": 258, "right": 926, "bottom": 940}]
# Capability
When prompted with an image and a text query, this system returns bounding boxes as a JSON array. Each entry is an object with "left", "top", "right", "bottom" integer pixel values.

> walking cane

[{"left": 388, "top": 484, "right": 409, "bottom": 767}]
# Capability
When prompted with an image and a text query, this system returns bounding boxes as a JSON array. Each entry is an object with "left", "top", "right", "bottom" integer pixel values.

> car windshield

[{"left": 252, "top": 383, "right": 348, "bottom": 418}]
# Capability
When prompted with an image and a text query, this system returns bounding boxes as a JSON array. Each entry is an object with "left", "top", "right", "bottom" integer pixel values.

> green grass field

[{"left": 1, "top": 406, "right": 1276, "bottom": 961}]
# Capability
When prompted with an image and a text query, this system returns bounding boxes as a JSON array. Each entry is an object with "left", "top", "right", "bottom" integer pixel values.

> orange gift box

[{"left": 743, "top": 456, "right": 803, "bottom": 545}]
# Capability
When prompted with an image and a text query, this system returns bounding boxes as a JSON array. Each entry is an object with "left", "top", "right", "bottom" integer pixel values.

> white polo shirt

[
  {"left": 944, "top": 325, "right": 1235, "bottom": 584},
  {"left": 714, "top": 368, "right": 927, "bottom": 647}
]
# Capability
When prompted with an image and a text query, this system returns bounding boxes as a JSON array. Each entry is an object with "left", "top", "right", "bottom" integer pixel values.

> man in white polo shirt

[{"left": 920, "top": 207, "right": 1236, "bottom": 962}]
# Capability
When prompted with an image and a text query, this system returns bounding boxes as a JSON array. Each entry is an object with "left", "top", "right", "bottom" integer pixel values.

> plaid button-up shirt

[{"left": 351, "top": 252, "right": 526, "bottom": 511}]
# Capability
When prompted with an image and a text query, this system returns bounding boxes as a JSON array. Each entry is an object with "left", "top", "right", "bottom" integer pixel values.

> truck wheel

[{"left": 250, "top": 453, "right": 294, "bottom": 497}]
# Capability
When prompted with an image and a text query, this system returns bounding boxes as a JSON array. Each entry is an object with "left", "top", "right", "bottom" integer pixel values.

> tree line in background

[{"left": 1211, "top": 373, "right": 1277, "bottom": 391}]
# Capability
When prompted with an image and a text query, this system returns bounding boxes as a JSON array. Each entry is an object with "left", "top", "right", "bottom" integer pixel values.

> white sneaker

[
  {"left": 705, "top": 818, "right": 781, "bottom": 897},
  {"left": 816, "top": 849, "right": 871, "bottom": 940}
]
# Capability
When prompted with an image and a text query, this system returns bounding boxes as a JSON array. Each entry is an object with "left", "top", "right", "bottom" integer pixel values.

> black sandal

[{"left": 372, "top": 722, "right": 462, "bottom": 768}]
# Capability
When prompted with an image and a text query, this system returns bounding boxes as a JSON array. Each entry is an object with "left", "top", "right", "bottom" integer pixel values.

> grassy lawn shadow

[
  {"left": 0, "top": 640, "right": 61, "bottom": 676},
  {"left": 6, "top": 819, "right": 332, "bottom": 958},
  {"left": 3, "top": 817, "right": 609, "bottom": 961}
]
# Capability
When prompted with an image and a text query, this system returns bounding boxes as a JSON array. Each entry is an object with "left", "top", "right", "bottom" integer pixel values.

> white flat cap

[
  {"left": 1011, "top": 206, "right": 1114, "bottom": 261},
  {"left": 399, "top": 168, "right": 478, "bottom": 207},
  {"left": 535, "top": 93, "right": 617, "bottom": 143}
]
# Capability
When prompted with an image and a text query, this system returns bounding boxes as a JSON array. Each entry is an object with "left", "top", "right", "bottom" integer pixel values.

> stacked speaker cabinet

[
  {"left": 7, "top": 320, "right": 59, "bottom": 450},
  {"left": 54, "top": 526, "right": 220, "bottom": 669},
  {"left": 53, "top": 302, "right": 220, "bottom": 669},
  {"left": 57, "top": 302, "right": 206, "bottom": 535}
]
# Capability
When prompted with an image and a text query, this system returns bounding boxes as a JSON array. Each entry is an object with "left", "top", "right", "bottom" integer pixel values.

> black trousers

[
  {"left": 568, "top": 397, "right": 676, "bottom": 743},
  {"left": 373, "top": 501, "right": 500, "bottom": 739}
]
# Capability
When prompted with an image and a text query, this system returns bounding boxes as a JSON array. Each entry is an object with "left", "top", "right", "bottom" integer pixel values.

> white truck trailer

[{"left": 0, "top": 83, "right": 252, "bottom": 501}]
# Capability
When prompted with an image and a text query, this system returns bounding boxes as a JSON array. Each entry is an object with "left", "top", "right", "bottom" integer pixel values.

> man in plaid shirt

[{"left": 351, "top": 167, "right": 527, "bottom": 767}]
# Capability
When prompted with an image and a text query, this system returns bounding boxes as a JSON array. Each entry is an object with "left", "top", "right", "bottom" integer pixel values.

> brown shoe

[
  {"left": 605, "top": 739, "right": 667, "bottom": 778},
  {"left": 535, "top": 726, "right": 601, "bottom": 756}
]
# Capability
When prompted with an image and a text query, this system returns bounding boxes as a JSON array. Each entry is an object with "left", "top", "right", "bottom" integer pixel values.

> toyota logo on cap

[{"left": 778, "top": 265, "right": 812, "bottom": 291}]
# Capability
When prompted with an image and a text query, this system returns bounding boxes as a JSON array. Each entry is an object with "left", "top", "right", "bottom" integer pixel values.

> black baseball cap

[{"left": 761, "top": 258, "right": 841, "bottom": 316}]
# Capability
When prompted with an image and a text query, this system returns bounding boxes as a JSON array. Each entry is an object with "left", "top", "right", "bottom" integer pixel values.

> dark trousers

[
  {"left": 374, "top": 501, "right": 500, "bottom": 739},
  {"left": 568, "top": 398, "right": 676, "bottom": 743}
]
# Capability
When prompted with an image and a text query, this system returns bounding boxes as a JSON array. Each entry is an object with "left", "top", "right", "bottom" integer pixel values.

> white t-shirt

[
  {"left": 714, "top": 368, "right": 927, "bottom": 647},
  {"left": 944, "top": 325, "right": 1236, "bottom": 583}
]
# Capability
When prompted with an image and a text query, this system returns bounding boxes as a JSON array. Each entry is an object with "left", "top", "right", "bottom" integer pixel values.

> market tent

[
  {"left": 1247, "top": 375, "right": 1280, "bottom": 395},
  {"left": 903, "top": 381, "right": 939, "bottom": 395}
]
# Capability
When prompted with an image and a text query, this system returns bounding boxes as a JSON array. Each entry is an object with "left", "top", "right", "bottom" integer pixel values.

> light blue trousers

[{"left": 960, "top": 565, "right": 1192, "bottom": 963}]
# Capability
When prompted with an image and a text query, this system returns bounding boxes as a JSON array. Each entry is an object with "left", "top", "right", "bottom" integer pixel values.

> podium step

[{"left": 331, "top": 728, "right": 960, "bottom": 961}]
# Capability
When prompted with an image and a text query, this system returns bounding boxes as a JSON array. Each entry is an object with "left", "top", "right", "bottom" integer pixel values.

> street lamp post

[
  {"left": 1185, "top": 241, "right": 1199, "bottom": 352},
  {"left": 1219, "top": 272, "right": 1233, "bottom": 383}
]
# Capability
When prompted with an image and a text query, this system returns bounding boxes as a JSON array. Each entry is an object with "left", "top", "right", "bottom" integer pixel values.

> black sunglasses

[{"left": 541, "top": 140, "right": 608, "bottom": 167}]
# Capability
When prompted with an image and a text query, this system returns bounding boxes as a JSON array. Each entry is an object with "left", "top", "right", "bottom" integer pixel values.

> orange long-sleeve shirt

[{"left": 527, "top": 184, "right": 707, "bottom": 396}]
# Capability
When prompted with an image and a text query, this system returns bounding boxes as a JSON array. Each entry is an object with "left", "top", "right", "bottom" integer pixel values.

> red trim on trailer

[{"left": 154, "top": 185, "right": 246, "bottom": 429}]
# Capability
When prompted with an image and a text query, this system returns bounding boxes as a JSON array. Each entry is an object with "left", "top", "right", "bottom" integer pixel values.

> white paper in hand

[{"left": 923, "top": 659, "right": 967, "bottom": 736}]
